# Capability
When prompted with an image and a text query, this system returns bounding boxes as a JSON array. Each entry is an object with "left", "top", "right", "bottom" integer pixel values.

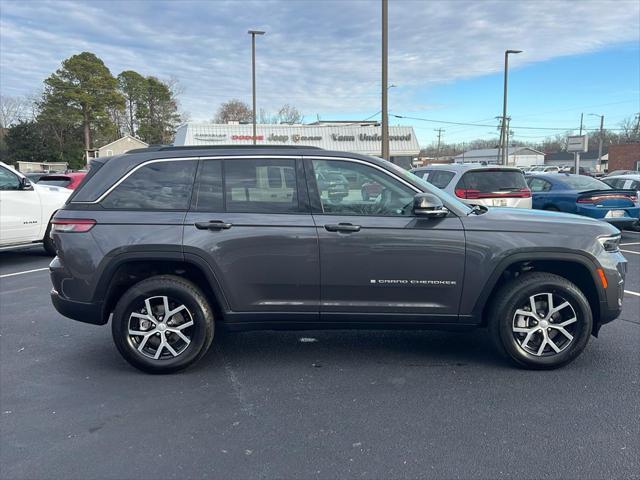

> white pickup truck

[{"left": 0, "top": 161, "right": 71, "bottom": 255}]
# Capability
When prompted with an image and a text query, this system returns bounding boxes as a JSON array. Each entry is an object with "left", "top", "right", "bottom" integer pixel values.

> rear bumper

[{"left": 50, "top": 288, "right": 106, "bottom": 325}]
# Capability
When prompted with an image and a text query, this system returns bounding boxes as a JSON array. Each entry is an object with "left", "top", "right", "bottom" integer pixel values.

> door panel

[
  {"left": 314, "top": 214, "right": 465, "bottom": 317},
  {"left": 307, "top": 158, "right": 465, "bottom": 321},
  {"left": 184, "top": 157, "right": 319, "bottom": 315}
]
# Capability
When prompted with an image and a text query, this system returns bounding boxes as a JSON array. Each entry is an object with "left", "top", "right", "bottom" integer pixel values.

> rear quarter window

[{"left": 101, "top": 160, "right": 198, "bottom": 210}]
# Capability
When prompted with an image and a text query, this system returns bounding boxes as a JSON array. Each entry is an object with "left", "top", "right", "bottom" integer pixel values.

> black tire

[
  {"left": 43, "top": 223, "right": 56, "bottom": 256},
  {"left": 111, "top": 275, "right": 214, "bottom": 374},
  {"left": 361, "top": 188, "right": 369, "bottom": 201},
  {"left": 488, "top": 272, "right": 592, "bottom": 370}
]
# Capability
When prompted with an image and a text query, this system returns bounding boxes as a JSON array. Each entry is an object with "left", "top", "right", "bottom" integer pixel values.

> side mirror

[
  {"left": 20, "top": 177, "right": 33, "bottom": 190},
  {"left": 413, "top": 193, "right": 448, "bottom": 218}
]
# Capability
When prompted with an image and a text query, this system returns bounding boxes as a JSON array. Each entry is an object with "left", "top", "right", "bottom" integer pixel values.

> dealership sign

[{"left": 194, "top": 133, "right": 227, "bottom": 142}]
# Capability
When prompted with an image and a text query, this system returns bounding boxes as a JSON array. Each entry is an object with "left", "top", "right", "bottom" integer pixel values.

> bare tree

[
  {"left": 0, "top": 95, "right": 29, "bottom": 129},
  {"left": 619, "top": 116, "right": 640, "bottom": 143},
  {"left": 276, "top": 104, "right": 303, "bottom": 124},
  {"left": 214, "top": 99, "right": 252, "bottom": 124}
]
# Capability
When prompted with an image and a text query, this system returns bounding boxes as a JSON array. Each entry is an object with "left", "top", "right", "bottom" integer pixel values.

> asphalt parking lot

[{"left": 1, "top": 233, "right": 639, "bottom": 480}]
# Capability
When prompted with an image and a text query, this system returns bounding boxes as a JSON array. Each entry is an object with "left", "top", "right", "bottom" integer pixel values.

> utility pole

[
  {"left": 434, "top": 128, "right": 444, "bottom": 161},
  {"left": 248, "top": 30, "right": 265, "bottom": 145},
  {"left": 381, "top": 0, "right": 390, "bottom": 160},
  {"left": 505, "top": 116, "right": 511, "bottom": 165},
  {"left": 579, "top": 113, "right": 584, "bottom": 135},
  {"left": 496, "top": 116, "right": 504, "bottom": 164},
  {"left": 596, "top": 115, "right": 604, "bottom": 172}
]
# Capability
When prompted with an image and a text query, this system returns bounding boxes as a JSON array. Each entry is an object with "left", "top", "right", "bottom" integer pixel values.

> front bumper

[{"left": 50, "top": 288, "right": 105, "bottom": 325}]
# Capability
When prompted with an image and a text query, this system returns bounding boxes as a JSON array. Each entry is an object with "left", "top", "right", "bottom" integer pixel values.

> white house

[
  {"left": 453, "top": 147, "right": 545, "bottom": 167},
  {"left": 98, "top": 135, "right": 148, "bottom": 157}
]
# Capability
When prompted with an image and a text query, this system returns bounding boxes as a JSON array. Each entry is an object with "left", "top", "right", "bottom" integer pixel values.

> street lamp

[
  {"left": 248, "top": 30, "right": 265, "bottom": 145},
  {"left": 381, "top": 0, "right": 389, "bottom": 160},
  {"left": 500, "top": 49, "right": 522, "bottom": 165},
  {"left": 589, "top": 113, "right": 605, "bottom": 171}
]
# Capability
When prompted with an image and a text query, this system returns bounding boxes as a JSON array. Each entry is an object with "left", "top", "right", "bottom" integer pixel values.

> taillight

[
  {"left": 455, "top": 188, "right": 480, "bottom": 199},
  {"left": 51, "top": 218, "right": 96, "bottom": 232},
  {"left": 577, "top": 194, "right": 637, "bottom": 204}
]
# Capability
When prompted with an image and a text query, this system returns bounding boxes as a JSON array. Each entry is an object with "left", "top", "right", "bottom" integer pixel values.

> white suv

[
  {"left": 411, "top": 164, "right": 532, "bottom": 209},
  {"left": 0, "top": 161, "right": 71, "bottom": 254}
]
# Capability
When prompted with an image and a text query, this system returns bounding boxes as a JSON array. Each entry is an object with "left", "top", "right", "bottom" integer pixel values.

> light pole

[
  {"left": 381, "top": 0, "right": 389, "bottom": 160},
  {"left": 248, "top": 30, "right": 265, "bottom": 145},
  {"left": 589, "top": 113, "right": 604, "bottom": 172},
  {"left": 500, "top": 49, "right": 522, "bottom": 165}
]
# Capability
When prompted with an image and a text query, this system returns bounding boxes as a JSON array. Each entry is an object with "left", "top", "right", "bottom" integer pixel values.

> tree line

[{"left": 0, "top": 52, "right": 183, "bottom": 170}]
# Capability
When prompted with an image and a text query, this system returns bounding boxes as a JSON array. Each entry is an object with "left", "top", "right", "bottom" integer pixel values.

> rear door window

[
  {"left": 458, "top": 170, "right": 527, "bottom": 194},
  {"left": 527, "top": 177, "right": 552, "bottom": 192},
  {"left": 192, "top": 160, "right": 223, "bottom": 212},
  {"left": 101, "top": 160, "right": 197, "bottom": 210},
  {"left": 224, "top": 158, "right": 301, "bottom": 213}
]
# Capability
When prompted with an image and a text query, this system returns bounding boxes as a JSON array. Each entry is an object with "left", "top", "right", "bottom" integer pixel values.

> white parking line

[
  {"left": 0, "top": 267, "right": 49, "bottom": 279},
  {"left": 621, "top": 242, "right": 640, "bottom": 246},
  {"left": 625, "top": 290, "right": 640, "bottom": 297},
  {"left": 621, "top": 249, "right": 640, "bottom": 255}
]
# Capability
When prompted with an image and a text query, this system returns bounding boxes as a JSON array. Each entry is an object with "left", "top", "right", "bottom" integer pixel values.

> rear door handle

[
  {"left": 194, "top": 220, "right": 233, "bottom": 231},
  {"left": 324, "top": 223, "right": 361, "bottom": 233}
]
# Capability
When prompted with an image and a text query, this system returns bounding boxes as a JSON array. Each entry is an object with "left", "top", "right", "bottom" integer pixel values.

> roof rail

[{"left": 125, "top": 144, "right": 324, "bottom": 154}]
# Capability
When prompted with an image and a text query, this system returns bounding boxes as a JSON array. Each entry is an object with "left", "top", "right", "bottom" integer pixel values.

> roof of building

[
  {"left": 454, "top": 147, "right": 544, "bottom": 159},
  {"left": 98, "top": 134, "right": 148, "bottom": 151}
]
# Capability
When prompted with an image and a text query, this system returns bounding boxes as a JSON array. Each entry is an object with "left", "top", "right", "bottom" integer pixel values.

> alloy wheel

[
  {"left": 511, "top": 292, "right": 578, "bottom": 357},
  {"left": 127, "top": 296, "right": 194, "bottom": 360}
]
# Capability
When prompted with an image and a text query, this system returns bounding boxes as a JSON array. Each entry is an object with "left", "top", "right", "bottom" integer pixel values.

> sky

[{"left": 0, "top": 0, "right": 638, "bottom": 147}]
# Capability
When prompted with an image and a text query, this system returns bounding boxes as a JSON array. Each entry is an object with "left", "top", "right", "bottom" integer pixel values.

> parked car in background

[
  {"left": 605, "top": 170, "right": 636, "bottom": 177},
  {"left": 568, "top": 166, "right": 597, "bottom": 177},
  {"left": 528, "top": 165, "right": 560, "bottom": 173},
  {"left": 602, "top": 174, "right": 640, "bottom": 192},
  {"left": 315, "top": 170, "right": 349, "bottom": 201},
  {"left": 526, "top": 173, "right": 640, "bottom": 229},
  {"left": 37, "top": 172, "right": 87, "bottom": 190},
  {"left": 411, "top": 164, "right": 532, "bottom": 208},
  {"left": 0, "top": 161, "right": 71, "bottom": 254}
]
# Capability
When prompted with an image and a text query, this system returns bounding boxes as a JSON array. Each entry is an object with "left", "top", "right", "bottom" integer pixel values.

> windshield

[
  {"left": 561, "top": 175, "right": 610, "bottom": 191},
  {"left": 384, "top": 161, "right": 472, "bottom": 213},
  {"left": 39, "top": 177, "right": 71, "bottom": 188}
]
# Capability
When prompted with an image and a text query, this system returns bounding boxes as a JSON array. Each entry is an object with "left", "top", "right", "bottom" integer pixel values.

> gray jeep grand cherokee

[{"left": 50, "top": 146, "right": 627, "bottom": 373}]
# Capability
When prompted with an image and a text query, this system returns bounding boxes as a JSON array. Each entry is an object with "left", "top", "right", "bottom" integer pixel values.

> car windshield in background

[
  {"left": 38, "top": 177, "right": 71, "bottom": 188},
  {"left": 460, "top": 170, "right": 527, "bottom": 192},
  {"left": 561, "top": 175, "right": 611, "bottom": 191}
]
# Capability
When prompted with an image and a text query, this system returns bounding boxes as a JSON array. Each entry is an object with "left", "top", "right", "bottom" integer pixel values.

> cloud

[{"left": 1, "top": 0, "right": 638, "bottom": 121}]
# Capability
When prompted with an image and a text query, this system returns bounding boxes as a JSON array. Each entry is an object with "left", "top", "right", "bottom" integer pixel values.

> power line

[{"left": 391, "top": 113, "right": 581, "bottom": 131}]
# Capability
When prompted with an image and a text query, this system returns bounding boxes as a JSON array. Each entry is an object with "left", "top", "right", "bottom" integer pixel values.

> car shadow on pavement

[{"left": 200, "top": 328, "right": 506, "bottom": 371}]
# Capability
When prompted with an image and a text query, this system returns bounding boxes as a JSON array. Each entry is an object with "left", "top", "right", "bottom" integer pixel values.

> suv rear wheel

[
  {"left": 488, "top": 272, "right": 592, "bottom": 369},
  {"left": 111, "top": 275, "right": 214, "bottom": 374}
]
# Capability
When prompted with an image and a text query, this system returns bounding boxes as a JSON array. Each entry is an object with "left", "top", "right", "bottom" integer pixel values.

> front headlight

[{"left": 598, "top": 234, "right": 621, "bottom": 253}]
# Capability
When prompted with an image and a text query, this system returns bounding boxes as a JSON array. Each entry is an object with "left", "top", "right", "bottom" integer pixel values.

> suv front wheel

[
  {"left": 111, "top": 275, "right": 214, "bottom": 374},
  {"left": 489, "top": 272, "right": 592, "bottom": 369}
]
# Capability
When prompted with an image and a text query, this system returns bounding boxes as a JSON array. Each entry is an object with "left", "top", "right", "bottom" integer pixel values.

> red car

[{"left": 37, "top": 172, "right": 87, "bottom": 190}]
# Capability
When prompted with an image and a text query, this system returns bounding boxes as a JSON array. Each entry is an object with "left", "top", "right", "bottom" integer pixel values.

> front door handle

[
  {"left": 325, "top": 223, "right": 361, "bottom": 233},
  {"left": 194, "top": 220, "right": 233, "bottom": 231}
]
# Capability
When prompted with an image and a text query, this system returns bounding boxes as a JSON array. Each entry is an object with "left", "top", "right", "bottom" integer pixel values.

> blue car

[{"left": 526, "top": 173, "right": 640, "bottom": 228}]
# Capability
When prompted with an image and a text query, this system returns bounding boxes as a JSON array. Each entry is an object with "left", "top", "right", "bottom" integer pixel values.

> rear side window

[
  {"left": 427, "top": 170, "right": 455, "bottom": 189},
  {"left": 39, "top": 176, "right": 71, "bottom": 188},
  {"left": 224, "top": 158, "right": 300, "bottom": 213},
  {"left": 527, "top": 177, "right": 552, "bottom": 192},
  {"left": 458, "top": 170, "right": 527, "bottom": 193},
  {"left": 102, "top": 160, "right": 197, "bottom": 210}
]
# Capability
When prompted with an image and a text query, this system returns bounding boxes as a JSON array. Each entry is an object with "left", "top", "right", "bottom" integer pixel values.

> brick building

[{"left": 608, "top": 143, "right": 640, "bottom": 172}]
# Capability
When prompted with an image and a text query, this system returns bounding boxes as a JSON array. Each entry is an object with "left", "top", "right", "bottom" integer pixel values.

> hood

[{"left": 461, "top": 206, "right": 619, "bottom": 236}]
